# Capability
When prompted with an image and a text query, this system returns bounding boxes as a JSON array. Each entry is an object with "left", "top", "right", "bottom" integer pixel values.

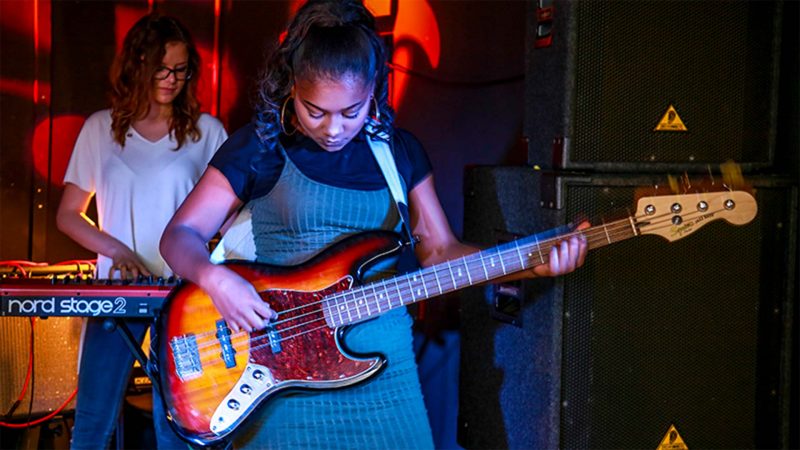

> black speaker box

[
  {"left": 458, "top": 166, "right": 797, "bottom": 449},
  {"left": 525, "top": 0, "right": 784, "bottom": 172}
]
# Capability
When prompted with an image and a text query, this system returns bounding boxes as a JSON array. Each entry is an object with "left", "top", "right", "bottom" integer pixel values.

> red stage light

[{"left": 31, "top": 115, "right": 85, "bottom": 186}]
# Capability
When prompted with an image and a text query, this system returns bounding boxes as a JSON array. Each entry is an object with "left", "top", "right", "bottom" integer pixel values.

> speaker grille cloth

[
  {"left": 560, "top": 185, "right": 790, "bottom": 449},
  {"left": 571, "top": 1, "right": 778, "bottom": 165}
]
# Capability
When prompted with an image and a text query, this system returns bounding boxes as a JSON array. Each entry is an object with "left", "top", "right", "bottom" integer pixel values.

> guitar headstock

[{"left": 635, "top": 190, "right": 757, "bottom": 242}]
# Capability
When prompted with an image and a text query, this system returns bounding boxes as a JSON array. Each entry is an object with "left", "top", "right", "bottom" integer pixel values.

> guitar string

[
  {"left": 187, "top": 206, "right": 705, "bottom": 359},
  {"left": 188, "top": 220, "right": 722, "bottom": 374},
  {"left": 181, "top": 216, "right": 664, "bottom": 378},
  {"left": 186, "top": 216, "right": 642, "bottom": 352},
  {"left": 186, "top": 207, "right": 717, "bottom": 363},
  {"left": 198, "top": 193, "right": 736, "bottom": 366}
]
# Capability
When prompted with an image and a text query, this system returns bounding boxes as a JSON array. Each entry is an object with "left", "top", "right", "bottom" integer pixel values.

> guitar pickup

[
  {"left": 266, "top": 325, "right": 282, "bottom": 354},
  {"left": 216, "top": 320, "right": 237, "bottom": 369}
]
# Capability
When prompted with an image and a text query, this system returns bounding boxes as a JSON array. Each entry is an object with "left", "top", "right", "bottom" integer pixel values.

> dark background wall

[{"left": 0, "top": 0, "right": 528, "bottom": 264}]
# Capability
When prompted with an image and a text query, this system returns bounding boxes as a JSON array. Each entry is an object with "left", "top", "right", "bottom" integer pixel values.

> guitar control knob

[
  {"left": 253, "top": 370, "right": 264, "bottom": 380},
  {"left": 697, "top": 201, "right": 708, "bottom": 212},
  {"left": 672, "top": 216, "right": 683, "bottom": 225},
  {"left": 240, "top": 384, "right": 252, "bottom": 395},
  {"left": 228, "top": 399, "right": 240, "bottom": 410},
  {"left": 671, "top": 203, "right": 682, "bottom": 213}
]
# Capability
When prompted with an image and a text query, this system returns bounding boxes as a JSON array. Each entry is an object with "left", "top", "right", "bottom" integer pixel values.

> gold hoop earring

[
  {"left": 280, "top": 96, "right": 296, "bottom": 136},
  {"left": 370, "top": 96, "right": 381, "bottom": 123}
]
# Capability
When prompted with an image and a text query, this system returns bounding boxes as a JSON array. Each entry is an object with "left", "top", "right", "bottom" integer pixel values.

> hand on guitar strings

[
  {"left": 203, "top": 264, "right": 278, "bottom": 333},
  {"left": 528, "top": 220, "right": 589, "bottom": 278}
]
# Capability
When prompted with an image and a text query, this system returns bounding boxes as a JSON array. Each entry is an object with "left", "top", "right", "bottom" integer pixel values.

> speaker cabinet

[
  {"left": 525, "top": 1, "right": 783, "bottom": 172},
  {"left": 458, "top": 166, "right": 796, "bottom": 449}
]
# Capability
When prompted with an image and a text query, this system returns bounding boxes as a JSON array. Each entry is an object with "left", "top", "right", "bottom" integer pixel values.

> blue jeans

[{"left": 70, "top": 318, "right": 187, "bottom": 450}]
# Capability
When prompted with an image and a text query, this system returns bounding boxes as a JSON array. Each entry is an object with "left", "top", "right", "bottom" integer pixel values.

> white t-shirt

[{"left": 63, "top": 109, "right": 228, "bottom": 278}]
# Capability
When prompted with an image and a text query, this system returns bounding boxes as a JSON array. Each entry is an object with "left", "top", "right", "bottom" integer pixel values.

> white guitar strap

[
  {"left": 365, "top": 131, "right": 415, "bottom": 249},
  {"left": 209, "top": 207, "right": 256, "bottom": 263}
]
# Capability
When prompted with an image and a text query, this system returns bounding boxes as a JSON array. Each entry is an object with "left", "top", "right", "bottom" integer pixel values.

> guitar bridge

[{"left": 170, "top": 334, "right": 202, "bottom": 381}]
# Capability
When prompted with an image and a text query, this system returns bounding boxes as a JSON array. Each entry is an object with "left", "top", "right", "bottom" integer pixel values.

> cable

[
  {"left": 0, "top": 317, "right": 77, "bottom": 429},
  {"left": 53, "top": 259, "right": 97, "bottom": 277},
  {"left": 2, "top": 318, "right": 35, "bottom": 418},
  {"left": 0, "top": 260, "right": 48, "bottom": 278},
  {"left": 25, "top": 329, "right": 35, "bottom": 428},
  {"left": 0, "top": 389, "right": 78, "bottom": 429}
]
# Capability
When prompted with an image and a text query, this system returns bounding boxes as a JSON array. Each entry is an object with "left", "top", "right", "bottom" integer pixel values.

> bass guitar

[{"left": 156, "top": 189, "right": 757, "bottom": 447}]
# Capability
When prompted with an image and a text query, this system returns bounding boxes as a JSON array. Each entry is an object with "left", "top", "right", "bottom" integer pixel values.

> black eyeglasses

[{"left": 153, "top": 66, "right": 192, "bottom": 81}]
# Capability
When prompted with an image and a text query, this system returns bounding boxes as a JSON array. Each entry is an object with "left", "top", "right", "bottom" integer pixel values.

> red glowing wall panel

[{"left": 0, "top": 0, "right": 37, "bottom": 260}]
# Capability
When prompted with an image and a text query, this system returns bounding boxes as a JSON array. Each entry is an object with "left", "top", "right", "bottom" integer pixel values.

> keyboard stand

[{"left": 103, "top": 318, "right": 162, "bottom": 395}]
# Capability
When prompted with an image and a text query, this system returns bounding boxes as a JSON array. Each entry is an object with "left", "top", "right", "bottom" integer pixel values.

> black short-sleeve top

[{"left": 210, "top": 123, "right": 432, "bottom": 203}]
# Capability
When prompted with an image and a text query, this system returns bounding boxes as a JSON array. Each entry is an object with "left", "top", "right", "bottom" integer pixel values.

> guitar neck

[{"left": 325, "top": 217, "right": 638, "bottom": 327}]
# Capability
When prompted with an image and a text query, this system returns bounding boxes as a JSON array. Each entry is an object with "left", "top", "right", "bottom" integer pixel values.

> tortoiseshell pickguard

[{"left": 249, "top": 277, "right": 379, "bottom": 383}]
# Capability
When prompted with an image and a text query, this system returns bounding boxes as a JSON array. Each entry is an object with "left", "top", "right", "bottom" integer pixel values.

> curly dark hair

[
  {"left": 109, "top": 13, "right": 202, "bottom": 149},
  {"left": 252, "top": 0, "right": 393, "bottom": 157}
]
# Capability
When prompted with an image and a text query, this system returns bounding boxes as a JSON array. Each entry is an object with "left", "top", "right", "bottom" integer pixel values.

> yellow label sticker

[
  {"left": 654, "top": 105, "right": 688, "bottom": 131},
  {"left": 133, "top": 376, "right": 151, "bottom": 386},
  {"left": 656, "top": 424, "right": 689, "bottom": 450}
]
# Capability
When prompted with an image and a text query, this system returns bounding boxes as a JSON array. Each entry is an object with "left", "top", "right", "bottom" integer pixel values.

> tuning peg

[
  {"left": 706, "top": 164, "right": 716, "bottom": 187},
  {"left": 667, "top": 175, "right": 679, "bottom": 194},
  {"left": 720, "top": 160, "right": 744, "bottom": 191}
]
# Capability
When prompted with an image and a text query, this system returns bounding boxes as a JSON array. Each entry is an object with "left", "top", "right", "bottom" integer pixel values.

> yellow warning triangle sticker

[
  {"left": 654, "top": 105, "right": 688, "bottom": 131},
  {"left": 656, "top": 424, "right": 689, "bottom": 450}
]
